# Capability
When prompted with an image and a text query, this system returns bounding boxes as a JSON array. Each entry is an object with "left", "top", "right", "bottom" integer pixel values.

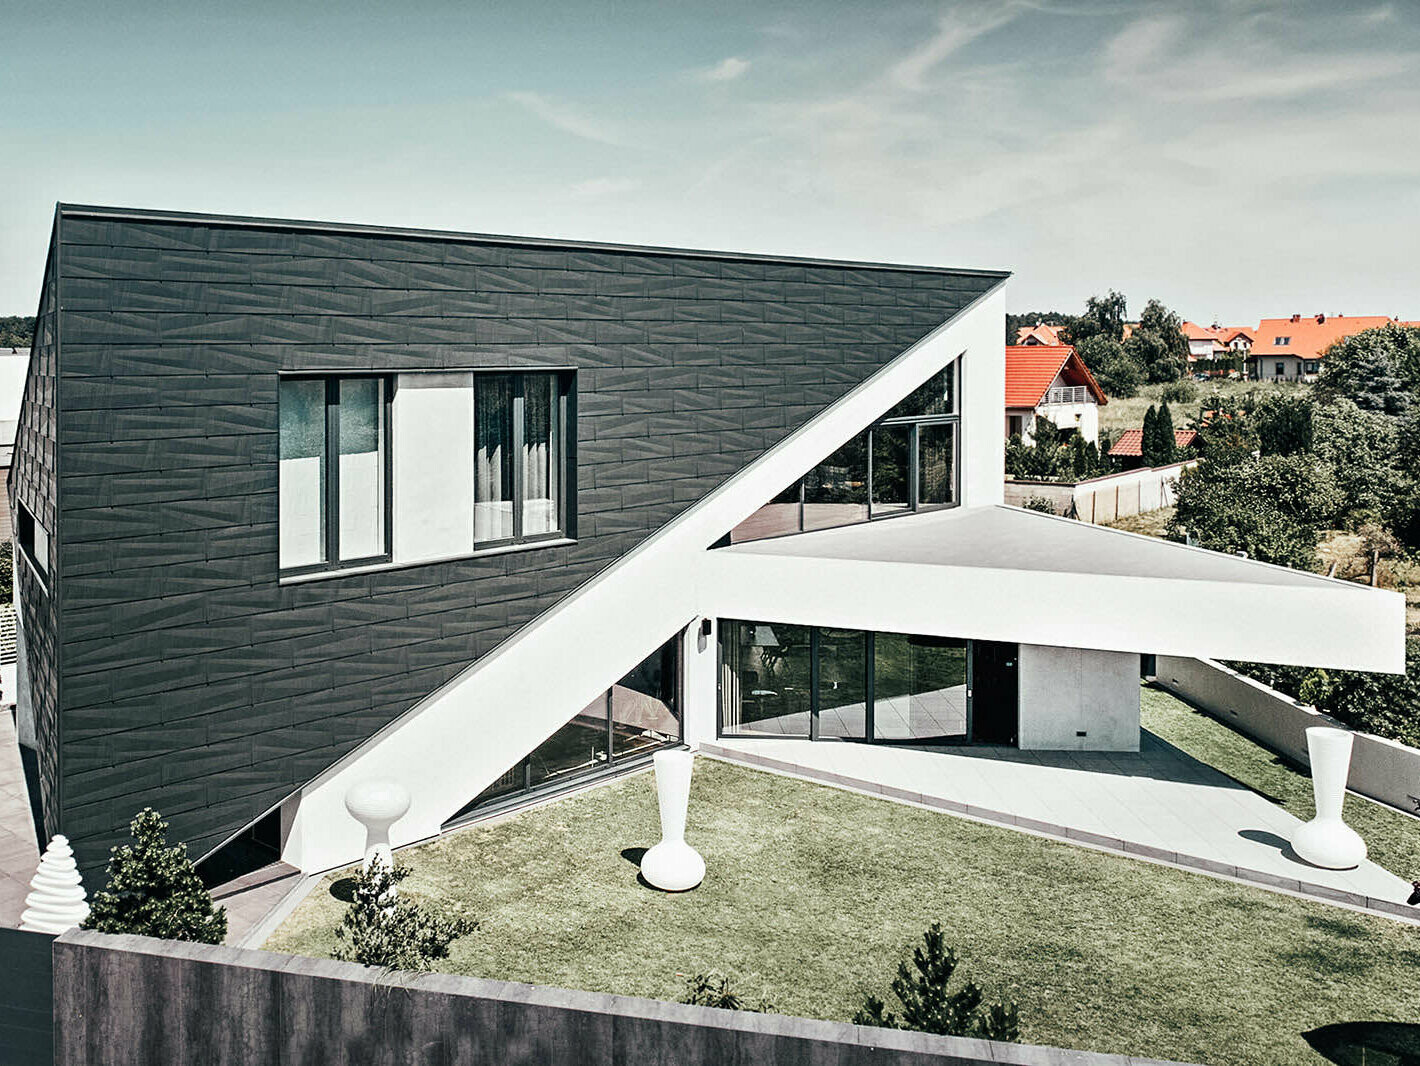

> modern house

[
  {"left": 8, "top": 205, "right": 1405, "bottom": 880},
  {"left": 1003, "top": 344, "right": 1106, "bottom": 445},
  {"left": 1248, "top": 314, "right": 1403, "bottom": 381}
]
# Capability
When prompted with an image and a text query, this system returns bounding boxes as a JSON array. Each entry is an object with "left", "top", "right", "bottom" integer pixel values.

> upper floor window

[
  {"left": 280, "top": 369, "right": 572, "bottom": 577},
  {"left": 15, "top": 500, "right": 50, "bottom": 584},
  {"left": 729, "top": 357, "right": 961, "bottom": 544},
  {"left": 1274, "top": 336, "right": 1291, "bottom": 346}
]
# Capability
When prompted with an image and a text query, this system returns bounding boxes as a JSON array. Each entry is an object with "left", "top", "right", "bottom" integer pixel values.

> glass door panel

[
  {"left": 719, "top": 621, "right": 812, "bottom": 736},
  {"left": 917, "top": 423, "right": 956, "bottom": 509},
  {"left": 872, "top": 633, "right": 968, "bottom": 741},
  {"left": 870, "top": 426, "right": 911, "bottom": 517},
  {"left": 814, "top": 628, "right": 868, "bottom": 739}
]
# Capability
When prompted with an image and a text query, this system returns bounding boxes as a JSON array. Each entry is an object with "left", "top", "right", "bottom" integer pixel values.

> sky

[{"left": 2, "top": 0, "right": 1418, "bottom": 324}]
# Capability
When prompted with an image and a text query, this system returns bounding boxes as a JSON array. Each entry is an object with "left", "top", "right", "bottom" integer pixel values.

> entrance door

[{"left": 969, "top": 641, "right": 1018, "bottom": 746}]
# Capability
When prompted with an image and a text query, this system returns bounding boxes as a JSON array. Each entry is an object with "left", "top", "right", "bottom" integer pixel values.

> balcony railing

[{"left": 1043, "top": 385, "right": 1089, "bottom": 405}]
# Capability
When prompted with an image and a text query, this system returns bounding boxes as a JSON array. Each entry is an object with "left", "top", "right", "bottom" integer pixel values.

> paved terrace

[{"left": 703, "top": 730, "right": 1416, "bottom": 916}]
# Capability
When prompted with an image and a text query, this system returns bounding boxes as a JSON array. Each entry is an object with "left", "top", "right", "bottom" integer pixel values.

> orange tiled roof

[
  {"left": 1109, "top": 428, "right": 1198, "bottom": 458},
  {"left": 1251, "top": 314, "right": 1404, "bottom": 359},
  {"left": 1004, "top": 345, "right": 1108, "bottom": 408}
]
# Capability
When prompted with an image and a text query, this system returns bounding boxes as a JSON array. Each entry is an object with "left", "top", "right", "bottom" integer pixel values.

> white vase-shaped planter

[
  {"left": 1291, "top": 726, "right": 1367, "bottom": 870},
  {"left": 344, "top": 779, "right": 412, "bottom": 873},
  {"left": 640, "top": 750, "right": 705, "bottom": 892},
  {"left": 20, "top": 834, "right": 90, "bottom": 934}
]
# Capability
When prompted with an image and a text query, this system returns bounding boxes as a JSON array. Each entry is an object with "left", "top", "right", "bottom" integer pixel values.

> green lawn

[
  {"left": 1100, "top": 378, "right": 1308, "bottom": 436},
  {"left": 1142, "top": 684, "right": 1420, "bottom": 878},
  {"left": 267, "top": 755, "right": 1420, "bottom": 1066}
]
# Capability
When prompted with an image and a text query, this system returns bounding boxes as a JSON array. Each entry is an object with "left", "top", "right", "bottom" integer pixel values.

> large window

[
  {"left": 455, "top": 634, "right": 683, "bottom": 818},
  {"left": 15, "top": 500, "right": 49, "bottom": 583},
  {"left": 719, "top": 621, "right": 982, "bottom": 744},
  {"left": 281, "top": 370, "right": 571, "bottom": 576},
  {"left": 279, "top": 376, "right": 389, "bottom": 573},
  {"left": 730, "top": 358, "right": 960, "bottom": 544}
]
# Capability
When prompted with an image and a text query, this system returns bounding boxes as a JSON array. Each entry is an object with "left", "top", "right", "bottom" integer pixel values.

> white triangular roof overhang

[{"left": 702, "top": 505, "right": 1404, "bottom": 674}]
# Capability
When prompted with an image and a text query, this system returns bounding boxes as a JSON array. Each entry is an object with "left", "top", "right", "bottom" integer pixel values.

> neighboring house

[
  {"left": 1014, "top": 321, "right": 1066, "bottom": 346},
  {"left": 1248, "top": 314, "right": 1403, "bottom": 382},
  {"left": 1004, "top": 344, "right": 1107, "bottom": 446},
  {"left": 1181, "top": 322, "right": 1253, "bottom": 370},
  {"left": 1107, "top": 428, "right": 1199, "bottom": 470},
  {"left": 0, "top": 347, "right": 30, "bottom": 540},
  {"left": 8, "top": 205, "right": 1403, "bottom": 881}
]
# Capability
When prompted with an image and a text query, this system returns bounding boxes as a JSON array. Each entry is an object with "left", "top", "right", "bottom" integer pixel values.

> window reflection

[
  {"left": 870, "top": 426, "right": 911, "bottom": 517},
  {"left": 803, "top": 433, "right": 868, "bottom": 531},
  {"left": 718, "top": 621, "right": 812, "bottom": 736}
]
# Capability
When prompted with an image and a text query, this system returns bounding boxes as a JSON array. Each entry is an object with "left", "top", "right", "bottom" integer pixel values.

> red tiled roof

[
  {"left": 1109, "top": 428, "right": 1198, "bottom": 458},
  {"left": 1004, "top": 345, "right": 1108, "bottom": 407},
  {"left": 1251, "top": 314, "right": 1403, "bottom": 359}
]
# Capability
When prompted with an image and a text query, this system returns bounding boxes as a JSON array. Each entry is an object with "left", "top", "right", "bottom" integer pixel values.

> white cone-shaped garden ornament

[
  {"left": 1292, "top": 726, "right": 1367, "bottom": 870},
  {"left": 20, "top": 834, "right": 90, "bottom": 934},
  {"left": 640, "top": 750, "right": 705, "bottom": 891}
]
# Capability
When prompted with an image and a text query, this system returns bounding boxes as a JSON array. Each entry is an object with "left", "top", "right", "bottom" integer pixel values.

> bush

[
  {"left": 334, "top": 858, "right": 476, "bottom": 971},
  {"left": 82, "top": 809, "right": 227, "bottom": 943},
  {"left": 679, "top": 970, "right": 774, "bottom": 1012},
  {"left": 1161, "top": 378, "right": 1198, "bottom": 405},
  {"left": 0, "top": 544, "right": 12, "bottom": 602},
  {"left": 852, "top": 923, "right": 1020, "bottom": 1042},
  {"left": 1021, "top": 495, "right": 1058, "bottom": 514}
]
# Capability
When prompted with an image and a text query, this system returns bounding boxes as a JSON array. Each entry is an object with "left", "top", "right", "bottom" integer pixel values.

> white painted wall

[
  {"left": 1018, "top": 645, "right": 1139, "bottom": 751},
  {"left": 1155, "top": 656, "right": 1420, "bottom": 817},
  {"left": 280, "top": 284, "right": 1009, "bottom": 873}
]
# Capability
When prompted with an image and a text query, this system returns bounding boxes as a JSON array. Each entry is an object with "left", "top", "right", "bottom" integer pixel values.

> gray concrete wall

[
  {"left": 1005, "top": 461, "right": 1193, "bottom": 523},
  {"left": 0, "top": 927, "right": 54, "bottom": 1066},
  {"left": 52, "top": 930, "right": 1199, "bottom": 1066},
  {"left": 1018, "top": 646, "right": 1140, "bottom": 751},
  {"left": 1155, "top": 656, "right": 1420, "bottom": 817}
]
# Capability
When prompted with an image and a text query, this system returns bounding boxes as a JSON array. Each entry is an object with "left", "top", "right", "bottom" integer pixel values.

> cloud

[
  {"left": 568, "top": 177, "right": 643, "bottom": 200},
  {"left": 700, "top": 57, "right": 750, "bottom": 82},
  {"left": 886, "top": 3, "right": 1026, "bottom": 92},
  {"left": 504, "top": 91, "right": 627, "bottom": 147}
]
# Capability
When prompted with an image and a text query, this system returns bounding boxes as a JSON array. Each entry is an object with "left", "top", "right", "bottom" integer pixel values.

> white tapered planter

[
  {"left": 1291, "top": 726, "right": 1367, "bottom": 870},
  {"left": 344, "top": 779, "right": 411, "bottom": 872},
  {"left": 640, "top": 750, "right": 705, "bottom": 892},
  {"left": 20, "top": 834, "right": 89, "bottom": 934}
]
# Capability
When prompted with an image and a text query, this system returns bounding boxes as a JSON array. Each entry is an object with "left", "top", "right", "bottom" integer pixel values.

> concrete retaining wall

[
  {"left": 1155, "top": 656, "right": 1420, "bottom": 817},
  {"left": 1005, "top": 462, "right": 1193, "bottom": 524},
  {"left": 0, "top": 926, "right": 54, "bottom": 1066},
  {"left": 53, "top": 930, "right": 1199, "bottom": 1066}
]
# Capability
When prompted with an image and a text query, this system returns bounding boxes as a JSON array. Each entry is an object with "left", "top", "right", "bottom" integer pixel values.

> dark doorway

[{"left": 970, "top": 641, "right": 1018, "bottom": 746}]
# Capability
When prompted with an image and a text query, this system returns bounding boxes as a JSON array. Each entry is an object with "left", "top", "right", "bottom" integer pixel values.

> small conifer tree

[
  {"left": 334, "top": 858, "right": 476, "bottom": 971},
  {"left": 1154, "top": 402, "right": 1176, "bottom": 465},
  {"left": 82, "top": 808, "right": 227, "bottom": 943},
  {"left": 1141, "top": 405, "right": 1159, "bottom": 465},
  {"left": 853, "top": 923, "right": 1020, "bottom": 1042}
]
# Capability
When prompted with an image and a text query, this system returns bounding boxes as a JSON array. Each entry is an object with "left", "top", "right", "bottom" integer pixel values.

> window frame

[
  {"left": 278, "top": 373, "right": 394, "bottom": 579},
  {"left": 472, "top": 370, "right": 570, "bottom": 552},
  {"left": 14, "top": 499, "right": 49, "bottom": 588}
]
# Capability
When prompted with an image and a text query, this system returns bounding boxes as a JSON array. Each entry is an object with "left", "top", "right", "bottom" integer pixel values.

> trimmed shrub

[{"left": 83, "top": 808, "right": 227, "bottom": 944}]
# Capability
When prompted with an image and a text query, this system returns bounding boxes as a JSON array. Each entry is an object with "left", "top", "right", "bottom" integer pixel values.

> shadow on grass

[
  {"left": 329, "top": 877, "right": 358, "bottom": 903},
  {"left": 1303, "top": 1021, "right": 1420, "bottom": 1065}
]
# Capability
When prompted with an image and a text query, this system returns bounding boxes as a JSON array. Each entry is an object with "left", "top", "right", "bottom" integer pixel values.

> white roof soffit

[{"left": 701, "top": 505, "right": 1405, "bottom": 674}]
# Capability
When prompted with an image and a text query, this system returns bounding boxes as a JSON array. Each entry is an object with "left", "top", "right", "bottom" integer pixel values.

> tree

[
  {"left": 1168, "top": 455, "right": 1342, "bottom": 569},
  {"left": 1311, "top": 398, "right": 1403, "bottom": 528},
  {"left": 82, "top": 809, "right": 227, "bottom": 943},
  {"left": 853, "top": 923, "right": 1020, "bottom": 1042},
  {"left": 1315, "top": 324, "right": 1420, "bottom": 415},
  {"left": 1126, "top": 327, "right": 1186, "bottom": 384},
  {"left": 334, "top": 858, "right": 477, "bottom": 971},
  {"left": 1254, "top": 393, "right": 1314, "bottom": 456},
  {"left": 1075, "top": 335, "right": 1142, "bottom": 398},
  {"left": 1196, "top": 398, "right": 1258, "bottom": 466},
  {"left": 0, "top": 315, "right": 35, "bottom": 348},
  {"left": 1143, "top": 403, "right": 1176, "bottom": 466},
  {"left": 1065, "top": 290, "right": 1128, "bottom": 345}
]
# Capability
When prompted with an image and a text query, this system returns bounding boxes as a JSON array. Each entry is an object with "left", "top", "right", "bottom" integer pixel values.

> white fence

[
  {"left": 1155, "top": 655, "right": 1420, "bottom": 818},
  {"left": 1004, "top": 460, "right": 1194, "bottom": 524}
]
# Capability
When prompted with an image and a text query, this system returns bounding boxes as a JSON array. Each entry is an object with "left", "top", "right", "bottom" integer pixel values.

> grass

[
  {"left": 1100, "top": 378, "right": 1308, "bottom": 436},
  {"left": 266, "top": 755, "right": 1420, "bottom": 1066},
  {"left": 1142, "top": 684, "right": 1420, "bottom": 878},
  {"left": 1104, "top": 505, "right": 1175, "bottom": 539}
]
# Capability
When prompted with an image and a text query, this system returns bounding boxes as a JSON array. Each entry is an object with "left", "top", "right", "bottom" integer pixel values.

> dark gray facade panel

[{"left": 24, "top": 206, "right": 1004, "bottom": 872}]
